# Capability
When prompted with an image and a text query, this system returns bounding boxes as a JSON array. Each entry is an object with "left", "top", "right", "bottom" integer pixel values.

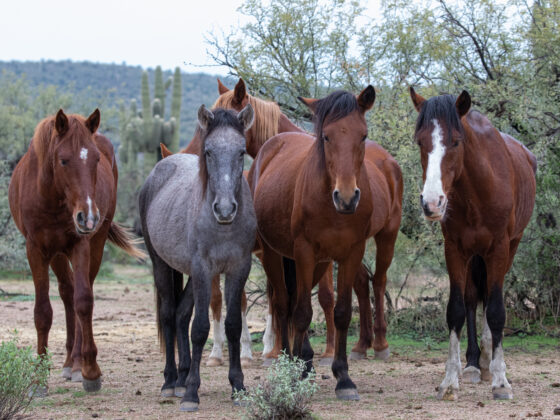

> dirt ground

[{"left": 1, "top": 264, "right": 559, "bottom": 420}]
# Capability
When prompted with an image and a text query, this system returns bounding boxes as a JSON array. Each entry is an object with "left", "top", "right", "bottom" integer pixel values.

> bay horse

[
  {"left": 9, "top": 109, "right": 144, "bottom": 393},
  {"left": 409, "top": 88, "right": 537, "bottom": 400},
  {"left": 139, "top": 105, "right": 256, "bottom": 412},
  {"left": 248, "top": 87, "right": 403, "bottom": 400}
]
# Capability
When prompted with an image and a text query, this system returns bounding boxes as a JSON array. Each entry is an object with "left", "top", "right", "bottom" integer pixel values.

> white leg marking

[
  {"left": 240, "top": 311, "right": 253, "bottom": 360},
  {"left": 480, "top": 308, "right": 492, "bottom": 373},
  {"left": 80, "top": 147, "right": 88, "bottom": 163},
  {"left": 490, "top": 344, "right": 512, "bottom": 392},
  {"left": 422, "top": 119, "right": 446, "bottom": 204},
  {"left": 437, "top": 331, "right": 461, "bottom": 400},
  {"left": 208, "top": 317, "right": 225, "bottom": 361},
  {"left": 262, "top": 313, "right": 275, "bottom": 357}
]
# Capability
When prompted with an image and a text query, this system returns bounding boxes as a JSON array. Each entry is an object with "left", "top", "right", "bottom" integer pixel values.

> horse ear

[
  {"left": 456, "top": 90, "right": 471, "bottom": 117},
  {"left": 357, "top": 85, "right": 375, "bottom": 112},
  {"left": 297, "top": 96, "right": 319, "bottom": 114},
  {"left": 238, "top": 103, "right": 255, "bottom": 132},
  {"left": 233, "top": 79, "right": 247, "bottom": 105},
  {"left": 160, "top": 143, "right": 172, "bottom": 158},
  {"left": 409, "top": 87, "right": 426, "bottom": 112},
  {"left": 55, "top": 109, "right": 69, "bottom": 136},
  {"left": 197, "top": 105, "right": 214, "bottom": 130},
  {"left": 85, "top": 108, "right": 101, "bottom": 133},
  {"left": 217, "top": 78, "right": 229, "bottom": 95}
]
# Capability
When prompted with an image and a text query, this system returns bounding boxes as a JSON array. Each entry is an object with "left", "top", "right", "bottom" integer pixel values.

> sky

[{"left": 0, "top": 0, "right": 380, "bottom": 75}]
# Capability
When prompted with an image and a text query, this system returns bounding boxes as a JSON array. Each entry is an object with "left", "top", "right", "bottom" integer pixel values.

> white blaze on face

[
  {"left": 422, "top": 119, "right": 446, "bottom": 205},
  {"left": 224, "top": 174, "right": 230, "bottom": 182},
  {"left": 86, "top": 196, "right": 94, "bottom": 229},
  {"left": 80, "top": 147, "right": 88, "bottom": 163}
]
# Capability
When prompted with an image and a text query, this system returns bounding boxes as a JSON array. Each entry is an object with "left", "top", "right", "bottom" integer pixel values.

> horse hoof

[
  {"left": 240, "top": 357, "right": 252, "bottom": 368},
  {"left": 82, "top": 377, "right": 102, "bottom": 392},
  {"left": 463, "top": 366, "right": 481, "bottom": 384},
  {"left": 28, "top": 385, "right": 48, "bottom": 398},
  {"left": 262, "top": 358, "right": 274, "bottom": 367},
  {"left": 374, "top": 347, "right": 390, "bottom": 360},
  {"left": 179, "top": 401, "right": 199, "bottom": 412},
  {"left": 335, "top": 388, "right": 360, "bottom": 401},
  {"left": 319, "top": 357, "right": 333, "bottom": 367},
  {"left": 61, "top": 367, "right": 72, "bottom": 380},
  {"left": 206, "top": 357, "right": 223, "bottom": 367},
  {"left": 437, "top": 386, "right": 458, "bottom": 401},
  {"left": 492, "top": 386, "right": 513, "bottom": 400},
  {"left": 481, "top": 368, "right": 492, "bottom": 382},
  {"left": 71, "top": 371, "right": 83, "bottom": 383},
  {"left": 174, "top": 387, "right": 186, "bottom": 398},
  {"left": 349, "top": 351, "right": 366, "bottom": 361},
  {"left": 161, "top": 388, "right": 175, "bottom": 398}
]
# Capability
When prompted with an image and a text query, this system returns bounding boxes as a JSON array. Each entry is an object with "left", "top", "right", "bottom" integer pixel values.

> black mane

[{"left": 415, "top": 94, "right": 464, "bottom": 142}]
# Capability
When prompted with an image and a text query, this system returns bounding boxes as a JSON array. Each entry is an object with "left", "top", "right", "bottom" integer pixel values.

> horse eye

[
  {"left": 60, "top": 159, "right": 68, "bottom": 166},
  {"left": 323, "top": 135, "right": 330, "bottom": 142},
  {"left": 205, "top": 150, "right": 211, "bottom": 157},
  {"left": 362, "top": 135, "right": 367, "bottom": 142}
]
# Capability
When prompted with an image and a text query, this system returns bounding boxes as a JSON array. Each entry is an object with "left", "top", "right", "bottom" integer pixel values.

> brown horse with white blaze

[
  {"left": 409, "top": 88, "right": 536, "bottom": 400},
  {"left": 249, "top": 87, "right": 403, "bottom": 400},
  {"left": 9, "top": 109, "right": 144, "bottom": 393}
]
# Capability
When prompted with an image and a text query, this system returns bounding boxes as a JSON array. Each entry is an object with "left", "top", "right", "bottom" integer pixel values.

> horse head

[
  {"left": 298, "top": 86, "right": 375, "bottom": 214},
  {"left": 409, "top": 87, "right": 471, "bottom": 221},
  {"left": 49, "top": 109, "right": 103, "bottom": 234},
  {"left": 197, "top": 104, "right": 254, "bottom": 224}
]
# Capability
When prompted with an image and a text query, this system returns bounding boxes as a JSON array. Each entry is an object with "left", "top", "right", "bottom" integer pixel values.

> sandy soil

[{"left": 1, "top": 265, "right": 559, "bottom": 420}]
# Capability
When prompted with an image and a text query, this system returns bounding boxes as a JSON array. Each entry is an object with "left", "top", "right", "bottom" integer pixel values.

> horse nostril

[
  {"left": 76, "top": 211, "right": 86, "bottom": 226},
  {"left": 333, "top": 190, "right": 340, "bottom": 202},
  {"left": 231, "top": 202, "right": 237, "bottom": 215},
  {"left": 354, "top": 188, "right": 360, "bottom": 199},
  {"left": 438, "top": 195, "right": 444, "bottom": 207},
  {"left": 213, "top": 202, "right": 219, "bottom": 214}
]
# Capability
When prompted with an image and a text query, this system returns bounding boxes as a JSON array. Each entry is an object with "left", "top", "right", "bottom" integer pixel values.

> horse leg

[
  {"left": 292, "top": 240, "right": 318, "bottom": 375},
  {"left": 372, "top": 229, "right": 398, "bottom": 360},
  {"left": 175, "top": 274, "right": 193, "bottom": 397},
  {"left": 261, "top": 263, "right": 276, "bottom": 362},
  {"left": 350, "top": 264, "right": 373, "bottom": 360},
  {"left": 261, "top": 243, "right": 290, "bottom": 360},
  {"left": 463, "top": 256, "right": 483, "bottom": 384},
  {"left": 332, "top": 242, "right": 365, "bottom": 401},
  {"left": 486, "top": 248, "right": 513, "bottom": 400},
  {"left": 437, "top": 245, "right": 467, "bottom": 401},
  {"left": 27, "top": 243, "right": 52, "bottom": 397},
  {"left": 225, "top": 256, "right": 252, "bottom": 401},
  {"left": 207, "top": 274, "right": 225, "bottom": 367},
  {"left": 70, "top": 240, "right": 101, "bottom": 392},
  {"left": 317, "top": 264, "right": 335, "bottom": 365},
  {"left": 50, "top": 254, "right": 75, "bottom": 380},
  {"left": 180, "top": 265, "right": 212, "bottom": 412},
  {"left": 240, "top": 290, "right": 253, "bottom": 367}
]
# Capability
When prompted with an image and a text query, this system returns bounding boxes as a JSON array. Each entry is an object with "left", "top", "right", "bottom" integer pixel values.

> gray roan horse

[{"left": 139, "top": 105, "right": 256, "bottom": 412}]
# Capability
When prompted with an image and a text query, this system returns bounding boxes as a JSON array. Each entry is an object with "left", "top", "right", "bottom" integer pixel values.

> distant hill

[{"left": 0, "top": 60, "right": 228, "bottom": 148}]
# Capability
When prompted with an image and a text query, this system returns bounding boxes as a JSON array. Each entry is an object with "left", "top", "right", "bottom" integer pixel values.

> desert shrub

[
  {"left": 235, "top": 352, "right": 318, "bottom": 420},
  {"left": 0, "top": 333, "right": 51, "bottom": 420}
]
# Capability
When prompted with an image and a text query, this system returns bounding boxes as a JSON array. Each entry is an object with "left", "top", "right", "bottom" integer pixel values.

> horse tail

[
  {"left": 471, "top": 255, "right": 487, "bottom": 303},
  {"left": 107, "top": 222, "right": 147, "bottom": 260}
]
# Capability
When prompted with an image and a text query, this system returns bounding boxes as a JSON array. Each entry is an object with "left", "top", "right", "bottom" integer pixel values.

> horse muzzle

[
  {"left": 212, "top": 200, "right": 238, "bottom": 225},
  {"left": 333, "top": 188, "right": 360, "bottom": 214},
  {"left": 420, "top": 194, "right": 447, "bottom": 221},
  {"left": 74, "top": 209, "right": 100, "bottom": 235}
]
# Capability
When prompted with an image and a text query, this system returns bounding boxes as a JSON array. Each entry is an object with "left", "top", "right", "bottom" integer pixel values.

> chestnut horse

[
  {"left": 248, "top": 87, "right": 403, "bottom": 400},
  {"left": 409, "top": 88, "right": 536, "bottom": 400},
  {"left": 9, "top": 109, "right": 144, "bottom": 393}
]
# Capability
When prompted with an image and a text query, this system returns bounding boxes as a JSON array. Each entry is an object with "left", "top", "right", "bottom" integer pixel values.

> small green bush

[
  {"left": 0, "top": 333, "right": 51, "bottom": 420},
  {"left": 235, "top": 352, "right": 318, "bottom": 420}
]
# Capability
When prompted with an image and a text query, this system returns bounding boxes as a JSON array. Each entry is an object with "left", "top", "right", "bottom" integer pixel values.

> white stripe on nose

[
  {"left": 422, "top": 119, "right": 446, "bottom": 204},
  {"left": 86, "top": 196, "right": 94, "bottom": 229},
  {"left": 80, "top": 147, "right": 88, "bottom": 163}
]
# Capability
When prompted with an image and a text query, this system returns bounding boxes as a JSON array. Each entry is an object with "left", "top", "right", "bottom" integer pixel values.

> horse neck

[
  {"left": 278, "top": 113, "right": 303, "bottom": 134},
  {"left": 453, "top": 123, "right": 495, "bottom": 204}
]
